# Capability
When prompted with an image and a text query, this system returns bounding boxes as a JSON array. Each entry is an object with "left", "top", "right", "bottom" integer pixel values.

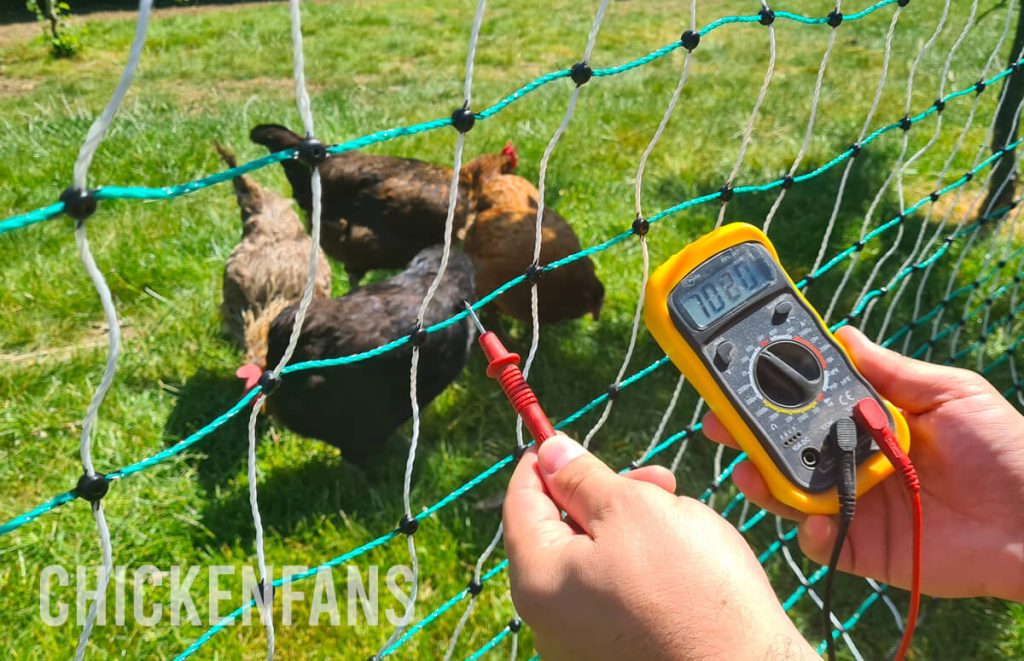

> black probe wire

[{"left": 823, "top": 418, "right": 859, "bottom": 661}]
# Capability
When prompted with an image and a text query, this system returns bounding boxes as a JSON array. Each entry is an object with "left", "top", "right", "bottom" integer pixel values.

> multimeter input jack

[{"left": 800, "top": 447, "right": 820, "bottom": 468}]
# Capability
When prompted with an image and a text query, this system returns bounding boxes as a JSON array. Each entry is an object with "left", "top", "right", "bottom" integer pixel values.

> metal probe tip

[{"left": 464, "top": 301, "right": 486, "bottom": 333}]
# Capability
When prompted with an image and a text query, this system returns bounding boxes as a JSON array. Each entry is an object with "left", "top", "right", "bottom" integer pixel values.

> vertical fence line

[{"left": 71, "top": 1, "right": 154, "bottom": 658}]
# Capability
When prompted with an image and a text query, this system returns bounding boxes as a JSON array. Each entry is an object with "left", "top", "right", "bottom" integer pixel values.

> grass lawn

[{"left": 1, "top": 0, "right": 1023, "bottom": 658}]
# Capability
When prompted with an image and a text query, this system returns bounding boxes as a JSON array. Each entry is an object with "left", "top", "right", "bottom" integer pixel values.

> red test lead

[
  {"left": 465, "top": 303, "right": 557, "bottom": 444},
  {"left": 854, "top": 397, "right": 922, "bottom": 661}
]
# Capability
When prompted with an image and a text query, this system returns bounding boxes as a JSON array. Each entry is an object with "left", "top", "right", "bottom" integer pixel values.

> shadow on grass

[
  {"left": 161, "top": 366, "right": 251, "bottom": 492},
  {"left": 161, "top": 362, "right": 430, "bottom": 542}
]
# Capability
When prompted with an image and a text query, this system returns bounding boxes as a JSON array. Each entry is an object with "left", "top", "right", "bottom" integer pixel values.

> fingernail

[{"left": 537, "top": 433, "right": 586, "bottom": 477}]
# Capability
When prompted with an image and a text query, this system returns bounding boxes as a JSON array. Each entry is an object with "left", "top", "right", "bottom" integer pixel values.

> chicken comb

[{"left": 502, "top": 141, "right": 519, "bottom": 170}]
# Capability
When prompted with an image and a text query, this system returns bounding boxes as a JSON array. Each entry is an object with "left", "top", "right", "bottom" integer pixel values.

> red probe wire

[
  {"left": 853, "top": 398, "right": 922, "bottom": 661},
  {"left": 465, "top": 304, "right": 557, "bottom": 444}
]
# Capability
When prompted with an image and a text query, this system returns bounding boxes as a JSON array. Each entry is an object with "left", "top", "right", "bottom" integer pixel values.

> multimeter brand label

[{"left": 666, "top": 242, "right": 883, "bottom": 492}]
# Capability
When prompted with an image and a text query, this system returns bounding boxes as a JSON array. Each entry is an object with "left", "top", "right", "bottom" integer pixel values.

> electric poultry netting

[{"left": 2, "top": 0, "right": 1024, "bottom": 659}]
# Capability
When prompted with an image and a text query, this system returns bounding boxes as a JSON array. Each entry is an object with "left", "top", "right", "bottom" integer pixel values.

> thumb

[
  {"left": 536, "top": 433, "right": 623, "bottom": 536},
  {"left": 836, "top": 325, "right": 980, "bottom": 413}
]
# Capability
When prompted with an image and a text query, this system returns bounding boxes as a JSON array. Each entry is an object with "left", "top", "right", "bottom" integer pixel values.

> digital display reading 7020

[{"left": 676, "top": 244, "right": 776, "bottom": 329}]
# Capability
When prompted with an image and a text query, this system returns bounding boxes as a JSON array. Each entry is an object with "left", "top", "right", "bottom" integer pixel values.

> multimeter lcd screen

[{"left": 675, "top": 244, "right": 776, "bottom": 329}]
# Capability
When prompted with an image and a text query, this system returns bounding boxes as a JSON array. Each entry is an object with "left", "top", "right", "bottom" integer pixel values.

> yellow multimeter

[{"left": 644, "top": 223, "right": 910, "bottom": 515}]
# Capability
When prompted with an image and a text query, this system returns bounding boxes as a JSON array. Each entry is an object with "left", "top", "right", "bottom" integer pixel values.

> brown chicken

[
  {"left": 251, "top": 124, "right": 507, "bottom": 288},
  {"left": 216, "top": 142, "right": 332, "bottom": 370},
  {"left": 461, "top": 150, "right": 604, "bottom": 325}
]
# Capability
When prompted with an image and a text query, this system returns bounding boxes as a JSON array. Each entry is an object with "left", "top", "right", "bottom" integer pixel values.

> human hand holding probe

[
  {"left": 500, "top": 325, "right": 1024, "bottom": 660},
  {"left": 464, "top": 303, "right": 556, "bottom": 444}
]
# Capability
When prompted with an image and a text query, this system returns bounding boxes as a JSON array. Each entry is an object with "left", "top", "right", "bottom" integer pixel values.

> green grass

[{"left": 1, "top": 0, "right": 1022, "bottom": 658}]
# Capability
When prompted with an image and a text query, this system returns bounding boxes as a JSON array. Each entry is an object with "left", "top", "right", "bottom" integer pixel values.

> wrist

[{"left": 677, "top": 592, "right": 817, "bottom": 660}]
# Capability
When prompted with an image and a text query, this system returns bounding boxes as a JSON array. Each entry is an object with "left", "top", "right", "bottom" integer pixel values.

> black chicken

[
  {"left": 250, "top": 124, "right": 475, "bottom": 288},
  {"left": 264, "top": 245, "right": 476, "bottom": 464}
]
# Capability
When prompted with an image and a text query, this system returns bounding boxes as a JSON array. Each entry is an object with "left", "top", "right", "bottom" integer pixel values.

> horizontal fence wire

[{"left": 0, "top": 0, "right": 903, "bottom": 236}]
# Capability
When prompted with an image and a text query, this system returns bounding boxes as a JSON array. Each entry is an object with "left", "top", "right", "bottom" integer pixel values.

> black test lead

[{"left": 823, "top": 417, "right": 858, "bottom": 661}]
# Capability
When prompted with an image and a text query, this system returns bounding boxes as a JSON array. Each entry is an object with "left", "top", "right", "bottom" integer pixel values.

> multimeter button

[
  {"left": 772, "top": 301, "right": 792, "bottom": 324},
  {"left": 714, "top": 341, "right": 736, "bottom": 369}
]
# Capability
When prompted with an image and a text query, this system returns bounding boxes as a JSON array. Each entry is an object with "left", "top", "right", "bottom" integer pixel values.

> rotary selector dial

[{"left": 754, "top": 339, "right": 824, "bottom": 409}]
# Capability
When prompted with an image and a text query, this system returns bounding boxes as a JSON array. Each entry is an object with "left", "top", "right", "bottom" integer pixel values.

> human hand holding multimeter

[{"left": 644, "top": 222, "right": 911, "bottom": 515}]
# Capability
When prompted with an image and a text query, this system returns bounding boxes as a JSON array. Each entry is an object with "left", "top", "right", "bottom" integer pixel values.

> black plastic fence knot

[
  {"left": 897, "top": 0, "right": 911, "bottom": 6},
  {"left": 525, "top": 262, "right": 545, "bottom": 284},
  {"left": 628, "top": 459, "right": 641, "bottom": 471},
  {"left": 632, "top": 216, "right": 650, "bottom": 236},
  {"left": 827, "top": 10, "right": 843, "bottom": 28},
  {"left": 975, "top": 80, "right": 987, "bottom": 95},
  {"left": 899, "top": 115, "right": 912, "bottom": 131},
  {"left": 929, "top": 191, "right": 940, "bottom": 202},
  {"left": 399, "top": 514, "right": 419, "bottom": 535},
  {"left": 75, "top": 472, "right": 109, "bottom": 503},
  {"left": 512, "top": 443, "right": 528, "bottom": 461},
  {"left": 759, "top": 7, "right": 776, "bottom": 25},
  {"left": 933, "top": 98, "right": 946, "bottom": 112},
  {"left": 410, "top": 323, "right": 429, "bottom": 348},
  {"left": 60, "top": 187, "right": 97, "bottom": 223},
  {"left": 451, "top": 105, "right": 476, "bottom": 133},
  {"left": 258, "top": 579, "right": 274, "bottom": 602},
  {"left": 964, "top": 171, "right": 974, "bottom": 181},
  {"left": 854, "top": 239, "right": 866, "bottom": 251},
  {"left": 606, "top": 383, "right": 620, "bottom": 400},
  {"left": 719, "top": 184, "right": 734, "bottom": 202},
  {"left": 680, "top": 29, "right": 700, "bottom": 51},
  {"left": 258, "top": 370, "right": 281, "bottom": 395},
  {"left": 467, "top": 578, "right": 483, "bottom": 596},
  {"left": 781, "top": 175, "right": 795, "bottom": 190},
  {"left": 508, "top": 618, "right": 523, "bottom": 633},
  {"left": 570, "top": 61, "right": 594, "bottom": 86},
  {"left": 802, "top": 272, "right": 816, "bottom": 285},
  {"left": 849, "top": 142, "right": 862, "bottom": 157},
  {"left": 297, "top": 137, "right": 328, "bottom": 167}
]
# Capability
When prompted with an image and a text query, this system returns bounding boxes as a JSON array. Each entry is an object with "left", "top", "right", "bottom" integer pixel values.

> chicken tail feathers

[
  {"left": 214, "top": 141, "right": 262, "bottom": 217},
  {"left": 250, "top": 124, "right": 304, "bottom": 152}
]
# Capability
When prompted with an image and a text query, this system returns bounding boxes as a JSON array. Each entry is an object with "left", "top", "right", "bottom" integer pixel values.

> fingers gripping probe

[{"left": 464, "top": 303, "right": 557, "bottom": 444}]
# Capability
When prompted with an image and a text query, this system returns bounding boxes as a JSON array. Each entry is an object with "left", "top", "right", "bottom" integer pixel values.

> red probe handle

[
  {"left": 853, "top": 398, "right": 920, "bottom": 493},
  {"left": 478, "top": 332, "right": 557, "bottom": 443}
]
